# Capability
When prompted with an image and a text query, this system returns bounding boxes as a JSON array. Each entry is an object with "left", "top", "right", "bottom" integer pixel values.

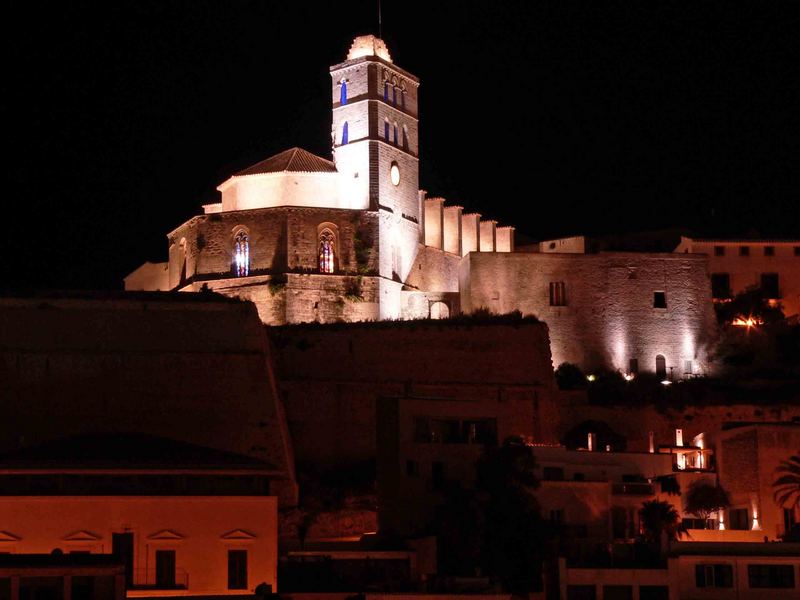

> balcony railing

[
  {"left": 130, "top": 568, "right": 189, "bottom": 590},
  {"left": 612, "top": 482, "right": 654, "bottom": 496}
]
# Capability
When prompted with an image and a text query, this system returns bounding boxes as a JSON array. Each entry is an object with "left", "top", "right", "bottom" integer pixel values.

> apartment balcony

[
  {"left": 612, "top": 482, "right": 654, "bottom": 496},
  {"left": 130, "top": 568, "right": 189, "bottom": 590}
]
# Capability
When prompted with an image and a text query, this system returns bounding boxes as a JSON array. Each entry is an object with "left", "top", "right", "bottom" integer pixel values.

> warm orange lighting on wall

[{"left": 732, "top": 315, "right": 762, "bottom": 328}]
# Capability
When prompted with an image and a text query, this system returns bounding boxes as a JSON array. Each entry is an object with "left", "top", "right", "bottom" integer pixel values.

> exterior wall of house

[
  {"left": 0, "top": 496, "right": 278, "bottom": 596},
  {"left": 0, "top": 295, "right": 297, "bottom": 505},
  {"left": 268, "top": 320, "right": 554, "bottom": 469},
  {"left": 218, "top": 172, "right": 342, "bottom": 212},
  {"left": 675, "top": 237, "right": 800, "bottom": 317},
  {"left": 459, "top": 252, "right": 716, "bottom": 376},
  {"left": 716, "top": 424, "right": 800, "bottom": 540}
]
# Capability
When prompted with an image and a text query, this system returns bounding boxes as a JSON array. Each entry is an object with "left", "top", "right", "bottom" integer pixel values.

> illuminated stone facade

[{"left": 126, "top": 35, "right": 717, "bottom": 377}]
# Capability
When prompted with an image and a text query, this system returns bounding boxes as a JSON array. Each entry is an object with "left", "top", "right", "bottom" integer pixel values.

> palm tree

[
  {"left": 640, "top": 500, "right": 685, "bottom": 555},
  {"left": 773, "top": 454, "right": 800, "bottom": 509}
]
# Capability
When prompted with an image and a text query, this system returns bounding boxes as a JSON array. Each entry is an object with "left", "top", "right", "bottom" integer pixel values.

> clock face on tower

[{"left": 390, "top": 162, "right": 400, "bottom": 186}]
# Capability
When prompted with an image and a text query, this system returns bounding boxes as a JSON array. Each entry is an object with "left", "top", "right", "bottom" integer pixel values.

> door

[
  {"left": 111, "top": 532, "right": 134, "bottom": 588},
  {"left": 155, "top": 550, "right": 176, "bottom": 588}
]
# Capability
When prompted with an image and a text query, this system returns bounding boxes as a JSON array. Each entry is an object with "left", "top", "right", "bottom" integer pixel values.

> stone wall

[
  {"left": 460, "top": 251, "right": 717, "bottom": 376},
  {"left": 268, "top": 319, "right": 555, "bottom": 468}
]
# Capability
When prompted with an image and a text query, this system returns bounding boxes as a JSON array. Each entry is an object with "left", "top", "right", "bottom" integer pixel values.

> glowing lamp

[
  {"left": 586, "top": 374, "right": 596, "bottom": 382},
  {"left": 623, "top": 373, "right": 634, "bottom": 381},
  {"left": 661, "top": 380, "right": 672, "bottom": 386}
]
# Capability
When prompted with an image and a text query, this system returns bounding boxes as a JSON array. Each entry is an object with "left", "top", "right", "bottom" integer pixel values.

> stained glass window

[
  {"left": 319, "top": 229, "right": 335, "bottom": 274},
  {"left": 340, "top": 80, "right": 347, "bottom": 105},
  {"left": 234, "top": 231, "right": 249, "bottom": 277}
]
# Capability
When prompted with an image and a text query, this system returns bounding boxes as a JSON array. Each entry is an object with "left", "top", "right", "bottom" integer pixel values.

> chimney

[{"left": 675, "top": 429, "right": 683, "bottom": 447}]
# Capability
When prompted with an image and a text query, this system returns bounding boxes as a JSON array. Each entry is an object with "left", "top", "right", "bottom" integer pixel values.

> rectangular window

[
  {"left": 684, "top": 360, "right": 693, "bottom": 375},
  {"left": 462, "top": 419, "right": 498, "bottom": 445},
  {"left": 729, "top": 507, "right": 749, "bottom": 530},
  {"left": 602, "top": 586, "right": 632, "bottom": 600},
  {"left": 431, "top": 461, "right": 445, "bottom": 490},
  {"left": 696, "top": 564, "right": 734, "bottom": 588},
  {"left": 653, "top": 291, "right": 667, "bottom": 308},
  {"left": 227, "top": 550, "right": 248, "bottom": 590},
  {"left": 549, "top": 281, "right": 567, "bottom": 306},
  {"left": 566, "top": 585, "right": 596, "bottom": 600},
  {"left": 714, "top": 245, "right": 725, "bottom": 256},
  {"left": 639, "top": 586, "right": 669, "bottom": 600},
  {"left": 760, "top": 273, "right": 780, "bottom": 298},
  {"left": 764, "top": 245, "right": 775, "bottom": 256},
  {"left": 748, "top": 564, "right": 795, "bottom": 588},
  {"left": 739, "top": 245, "right": 750, "bottom": 256},
  {"left": 710, "top": 273, "right": 731, "bottom": 299}
]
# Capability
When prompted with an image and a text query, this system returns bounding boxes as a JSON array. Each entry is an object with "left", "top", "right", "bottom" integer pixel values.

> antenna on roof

[{"left": 378, "top": 0, "right": 383, "bottom": 39}]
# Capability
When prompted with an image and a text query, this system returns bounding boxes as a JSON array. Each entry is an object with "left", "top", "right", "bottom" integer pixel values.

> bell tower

[{"left": 330, "top": 36, "right": 420, "bottom": 315}]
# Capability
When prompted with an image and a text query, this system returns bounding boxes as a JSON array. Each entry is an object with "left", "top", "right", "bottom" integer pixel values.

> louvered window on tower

[
  {"left": 384, "top": 120, "right": 390, "bottom": 141},
  {"left": 340, "top": 80, "right": 347, "bottom": 105},
  {"left": 342, "top": 121, "right": 348, "bottom": 145},
  {"left": 549, "top": 282, "right": 567, "bottom": 306}
]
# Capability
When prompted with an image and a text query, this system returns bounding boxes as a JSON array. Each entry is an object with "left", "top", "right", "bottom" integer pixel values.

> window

[
  {"left": 549, "top": 282, "right": 567, "bottom": 306},
  {"left": 566, "top": 585, "right": 596, "bottom": 600},
  {"left": 234, "top": 230, "right": 249, "bottom": 277},
  {"left": 639, "top": 586, "right": 669, "bottom": 600},
  {"left": 760, "top": 273, "right": 780, "bottom": 298},
  {"left": 384, "top": 119, "right": 390, "bottom": 141},
  {"left": 155, "top": 550, "right": 176, "bottom": 588},
  {"left": 696, "top": 564, "right": 733, "bottom": 588},
  {"left": 714, "top": 245, "right": 725, "bottom": 256},
  {"left": 739, "top": 245, "right": 750, "bottom": 256},
  {"left": 402, "top": 125, "right": 408, "bottom": 149},
  {"left": 684, "top": 360, "right": 693, "bottom": 375},
  {"left": 748, "top": 564, "right": 795, "bottom": 588},
  {"left": 431, "top": 461, "right": 445, "bottom": 490},
  {"left": 392, "top": 86, "right": 397, "bottom": 106},
  {"left": 413, "top": 416, "right": 496, "bottom": 444},
  {"left": 393, "top": 122, "right": 398, "bottom": 144},
  {"left": 655, "top": 355, "right": 667, "bottom": 379},
  {"left": 764, "top": 245, "right": 775, "bottom": 256},
  {"left": 341, "top": 121, "right": 348, "bottom": 145},
  {"left": 318, "top": 229, "right": 336, "bottom": 274},
  {"left": 228, "top": 550, "right": 247, "bottom": 590},
  {"left": 629, "top": 358, "right": 638, "bottom": 375},
  {"left": 406, "top": 460, "right": 419, "bottom": 477},
  {"left": 711, "top": 273, "right": 731, "bottom": 299},
  {"left": 653, "top": 291, "right": 667, "bottom": 308},
  {"left": 384, "top": 81, "right": 390, "bottom": 102},
  {"left": 602, "top": 585, "right": 632, "bottom": 600},
  {"left": 340, "top": 80, "right": 347, "bottom": 105},
  {"left": 729, "top": 507, "right": 749, "bottom": 530}
]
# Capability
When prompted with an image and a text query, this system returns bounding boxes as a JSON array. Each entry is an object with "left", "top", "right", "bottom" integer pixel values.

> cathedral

[{"left": 127, "top": 35, "right": 716, "bottom": 379}]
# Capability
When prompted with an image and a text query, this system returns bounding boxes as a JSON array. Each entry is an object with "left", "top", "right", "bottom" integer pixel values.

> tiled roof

[{"left": 234, "top": 147, "right": 336, "bottom": 176}]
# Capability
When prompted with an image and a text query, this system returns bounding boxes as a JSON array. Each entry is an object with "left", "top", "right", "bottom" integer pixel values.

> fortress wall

[
  {"left": 268, "top": 320, "right": 555, "bottom": 467},
  {"left": 460, "top": 252, "right": 717, "bottom": 376},
  {"left": 404, "top": 245, "right": 461, "bottom": 293}
]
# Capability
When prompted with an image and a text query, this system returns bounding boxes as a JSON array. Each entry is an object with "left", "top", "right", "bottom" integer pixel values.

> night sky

[{"left": 6, "top": 1, "right": 800, "bottom": 290}]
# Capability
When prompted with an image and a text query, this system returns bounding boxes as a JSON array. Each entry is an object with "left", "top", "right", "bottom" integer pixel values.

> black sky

[{"left": 5, "top": 1, "right": 800, "bottom": 290}]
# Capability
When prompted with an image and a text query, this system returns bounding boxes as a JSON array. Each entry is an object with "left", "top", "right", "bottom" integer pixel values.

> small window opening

[{"left": 653, "top": 291, "right": 667, "bottom": 308}]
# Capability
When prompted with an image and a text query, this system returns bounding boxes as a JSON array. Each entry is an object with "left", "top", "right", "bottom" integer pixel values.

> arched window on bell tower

[
  {"left": 384, "top": 81, "right": 390, "bottom": 102},
  {"left": 393, "top": 122, "right": 398, "bottom": 144},
  {"left": 319, "top": 228, "right": 336, "bottom": 274},
  {"left": 402, "top": 125, "right": 409, "bottom": 150},
  {"left": 233, "top": 230, "right": 250, "bottom": 277},
  {"left": 342, "top": 121, "right": 349, "bottom": 145},
  {"left": 384, "top": 118, "right": 390, "bottom": 142},
  {"left": 340, "top": 80, "right": 347, "bottom": 105}
]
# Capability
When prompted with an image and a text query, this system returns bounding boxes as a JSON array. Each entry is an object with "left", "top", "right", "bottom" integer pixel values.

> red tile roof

[{"left": 234, "top": 147, "right": 336, "bottom": 176}]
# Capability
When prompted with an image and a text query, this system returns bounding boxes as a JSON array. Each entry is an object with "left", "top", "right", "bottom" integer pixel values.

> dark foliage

[
  {"left": 684, "top": 481, "right": 731, "bottom": 522},
  {"left": 555, "top": 362, "right": 586, "bottom": 390}
]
